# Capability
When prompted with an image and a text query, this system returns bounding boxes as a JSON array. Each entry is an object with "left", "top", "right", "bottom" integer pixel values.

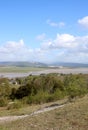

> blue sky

[{"left": 0, "top": 0, "right": 88, "bottom": 63}]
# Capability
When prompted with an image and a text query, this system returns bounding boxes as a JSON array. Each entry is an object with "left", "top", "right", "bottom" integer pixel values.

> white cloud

[
  {"left": 0, "top": 39, "right": 48, "bottom": 62},
  {"left": 43, "top": 34, "right": 88, "bottom": 53},
  {"left": 41, "top": 33, "right": 88, "bottom": 63},
  {"left": 54, "top": 34, "right": 76, "bottom": 48},
  {"left": 36, "top": 33, "right": 46, "bottom": 41},
  {"left": 46, "top": 19, "right": 65, "bottom": 27},
  {"left": 4, "top": 39, "right": 24, "bottom": 52},
  {"left": 0, "top": 34, "right": 88, "bottom": 63},
  {"left": 78, "top": 16, "right": 88, "bottom": 28}
]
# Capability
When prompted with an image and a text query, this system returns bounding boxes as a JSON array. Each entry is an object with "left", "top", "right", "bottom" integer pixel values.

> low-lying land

[
  {"left": 0, "top": 66, "right": 47, "bottom": 73},
  {"left": 0, "top": 66, "right": 88, "bottom": 78}
]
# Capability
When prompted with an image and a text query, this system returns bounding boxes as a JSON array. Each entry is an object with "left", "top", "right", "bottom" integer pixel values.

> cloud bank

[{"left": 0, "top": 33, "right": 88, "bottom": 63}]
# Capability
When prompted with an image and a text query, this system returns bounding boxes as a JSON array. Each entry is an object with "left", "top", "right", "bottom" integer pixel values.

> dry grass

[
  {"left": 0, "top": 95, "right": 88, "bottom": 130},
  {"left": 0, "top": 98, "right": 68, "bottom": 117},
  {"left": 0, "top": 104, "right": 41, "bottom": 117}
]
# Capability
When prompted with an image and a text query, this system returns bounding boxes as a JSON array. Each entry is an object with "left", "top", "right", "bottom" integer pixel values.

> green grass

[
  {"left": 0, "top": 66, "right": 46, "bottom": 73},
  {"left": 0, "top": 95, "right": 88, "bottom": 130}
]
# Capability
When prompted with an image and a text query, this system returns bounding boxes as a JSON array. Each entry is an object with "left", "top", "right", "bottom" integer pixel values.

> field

[
  {"left": 0, "top": 95, "right": 88, "bottom": 130},
  {"left": 0, "top": 66, "right": 47, "bottom": 73}
]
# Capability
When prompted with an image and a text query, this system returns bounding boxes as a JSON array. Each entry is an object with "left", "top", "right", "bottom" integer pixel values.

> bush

[
  {"left": 27, "top": 91, "right": 53, "bottom": 104},
  {"left": 0, "top": 78, "right": 11, "bottom": 97},
  {"left": 53, "top": 89, "right": 66, "bottom": 100},
  {"left": 10, "top": 88, "right": 17, "bottom": 100},
  {"left": 9, "top": 74, "right": 88, "bottom": 105},
  {"left": 7, "top": 100, "right": 22, "bottom": 110},
  {"left": 0, "top": 97, "right": 8, "bottom": 107}
]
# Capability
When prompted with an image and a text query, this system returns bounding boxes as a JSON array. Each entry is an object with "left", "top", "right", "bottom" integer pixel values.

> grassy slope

[
  {"left": 0, "top": 98, "right": 68, "bottom": 117},
  {"left": 0, "top": 95, "right": 88, "bottom": 130}
]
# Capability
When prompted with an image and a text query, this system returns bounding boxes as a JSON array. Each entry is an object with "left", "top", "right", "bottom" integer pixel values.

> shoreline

[{"left": 0, "top": 67, "right": 88, "bottom": 78}]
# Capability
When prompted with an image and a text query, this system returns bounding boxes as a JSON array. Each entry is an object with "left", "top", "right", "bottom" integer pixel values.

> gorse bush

[
  {"left": 10, "top": 73, "right": 88, "bottom": 104},
  {"left": 0, "top": 74, "right": 88, "bottom": 107},
  {"left": 0, "top": 78, "right": 11, "bottom": 107},
  {"left": 0, "top": 97, "right": 8, "bottom": 107},
  {"left": 53, "top": 88, "right": 66, "bottom": 100},
  {"left": 64, "top": 74, "right": 88, "bottom": 98},
  {"left": 27, "top": 91, "right": 53, "bottom": 104},
  {"left": 13, "top": 74, "right": 65, "bottom": 100},
  {"left": 0, "top": 78, "right": 11, "bottom": 97}
]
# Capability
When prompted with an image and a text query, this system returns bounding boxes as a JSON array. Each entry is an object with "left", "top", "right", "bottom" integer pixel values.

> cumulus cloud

[
  {"left": 46, "top": 19, "right": 65, "bottom": 27},
  {"left": 0, "top": 33, "right": 88, "bottom": 63},
  {"left": 42, "top": 33, "right": 88, "bottom": 53},
  {"left": 41, "top": 33, "right": 88, "bottom": 62},
  {"left": 0, "top": 39, "right": 48, "bottom": 62},
  {"left": 78, "top": 16, "right": 88, "bottom": 28},
  {"left": 53, "top": 34, "right": 76, "bottom": 48}
]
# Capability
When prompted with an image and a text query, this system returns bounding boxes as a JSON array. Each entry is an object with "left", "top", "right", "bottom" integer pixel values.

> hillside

[
  {"left": 49, "top": 62, "right": 88, "bottom": 68},
  {"left": 0, "top": 95, "right": 88, "bottom": 130},
  {"left": 0, "top": 61, "right": 88, "bottom": 68},
  {"left": 0, "top": 61, "right": 47, "bottom": 67}
]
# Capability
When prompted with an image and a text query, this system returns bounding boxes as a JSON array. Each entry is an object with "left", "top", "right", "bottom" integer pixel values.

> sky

[{"left": 0, "top": 0, "right": 88, "bottom": 63}]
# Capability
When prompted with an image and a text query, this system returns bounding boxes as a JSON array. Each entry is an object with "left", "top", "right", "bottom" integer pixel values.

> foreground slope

[{"left": 0, "top": 95, "right": 88, "bottom": 130}]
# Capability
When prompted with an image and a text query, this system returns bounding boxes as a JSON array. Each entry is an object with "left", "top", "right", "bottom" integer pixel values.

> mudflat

[{"left": 0, "top": 67, "right": 88, "bottom": 78}]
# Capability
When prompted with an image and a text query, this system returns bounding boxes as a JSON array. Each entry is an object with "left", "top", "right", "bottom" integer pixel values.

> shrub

[
  {"left": 10, "top": 88, "right": 17, "bottom": 100},
  {"left": 7, "top": 100, "right": 22, "bottom": 110},
  {"left": 27, "top": 91, "right": 53, "bottom": 104},
  {"left": 53, "top": 89, "right": 66, "bottom": 100},
  {"left": 9, "top": 74, "right": 88, "bottom": 105},
  {"left": 0, "top": 97, "right": 8, "bottom": 107},
  {"left": 0, "top": 78, "right": 11, "bottom": 97}
]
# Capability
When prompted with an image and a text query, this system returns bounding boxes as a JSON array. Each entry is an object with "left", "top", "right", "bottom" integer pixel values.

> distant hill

[
  {"left": 0, "top": 61, "right": 48, "bottom": 67},
  {"left": 48, "top": 62, "right": 88, "bottom": 68},
  {"left": 0, "top": 61, "right": 88, "bottom": 68}
]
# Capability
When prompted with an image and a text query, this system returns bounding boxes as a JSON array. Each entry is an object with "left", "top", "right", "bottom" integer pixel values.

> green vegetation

[
  {"left": 0, "top": 73, "right": 88, "bottom": 108},
  {"left": 0, "top": 78, "right": 11, "bottom": 107},
  {"left": 0, "top": 74, "right": 88, "bottom": 129},
  {"left": 12, "top": 74, "right": 88, "bottom": 104}
]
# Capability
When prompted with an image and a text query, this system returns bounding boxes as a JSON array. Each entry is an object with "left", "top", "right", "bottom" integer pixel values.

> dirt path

[{"left": 0, "top": 104, "right": 65, "bottom": 123}]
